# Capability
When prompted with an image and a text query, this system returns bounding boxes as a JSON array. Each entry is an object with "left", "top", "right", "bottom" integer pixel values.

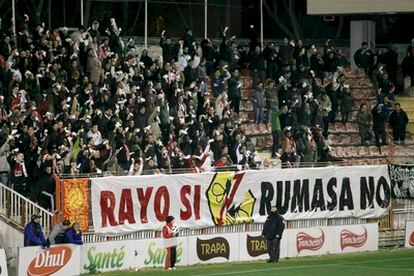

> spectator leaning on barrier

[
  {"left": 24, "top": 214, "right": 49, "bottom": 248},
  {"left": 65, "top": 221, "right": 83, "bottom": 245},
  {"left": 48, "top": 219, "right": 71, "bottom": 245}
]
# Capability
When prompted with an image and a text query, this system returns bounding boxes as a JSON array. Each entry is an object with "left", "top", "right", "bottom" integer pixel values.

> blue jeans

[{"left": 253, "top": 107, "right": 263, "bottom": 124}]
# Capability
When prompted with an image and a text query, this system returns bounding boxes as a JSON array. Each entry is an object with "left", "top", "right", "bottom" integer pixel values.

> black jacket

[
  {"left": 389, "top": 110, "right": 409, "bottom": 130},
  {"left": 262, "top": 212, "right": 285, "bottom": 240},
  {"left": 354, "top": 49, "right": 373, "bottom": 70},
  {"left": 372, "top": 106, "right": 387, "bottom": 131},
  {"left": 227, "top": 77, "right": 241, "bottom": 99}
]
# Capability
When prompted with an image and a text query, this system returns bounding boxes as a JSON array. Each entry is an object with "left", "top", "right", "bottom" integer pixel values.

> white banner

[
  {"left": 91, "top": 166, "right": 391, "bottom": 235},
  {"left": 404, "top": 220, "right": 414, "bottom": 248},
  {"left": 18, "top": 244, "right": 81, "bottom": 276},
  {"left": 0, "top": 249, "right": 8, "bottom": 276}
]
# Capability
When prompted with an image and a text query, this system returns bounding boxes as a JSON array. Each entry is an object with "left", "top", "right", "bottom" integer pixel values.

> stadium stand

[{"left": 0, "top": 15, "right": 412, "bottom": 212}]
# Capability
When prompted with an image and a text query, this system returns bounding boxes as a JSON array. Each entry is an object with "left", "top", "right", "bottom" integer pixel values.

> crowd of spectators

[
  {"left": 353, "top": 42, "right": 409, "bottom": 147},
  {"left": 0, "top": 17, "right": 410, "bottom": 211}
]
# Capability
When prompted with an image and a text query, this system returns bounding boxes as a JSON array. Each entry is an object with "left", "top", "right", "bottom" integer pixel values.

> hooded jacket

[{"left": 24, "top": 220, "right": 47, "bottom": 246}]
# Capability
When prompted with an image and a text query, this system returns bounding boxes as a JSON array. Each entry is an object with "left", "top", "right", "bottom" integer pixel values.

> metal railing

[
  {"left": 0, "top": 183, "right": 55, "bottom": 235},
  {"left": 56, "top": 160, "right": 391, "bottom": 179}
]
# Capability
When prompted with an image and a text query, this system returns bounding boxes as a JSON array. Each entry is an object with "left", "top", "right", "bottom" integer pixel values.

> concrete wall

[{"left": 0, "top": 218, "right": 23, "bottom": 268}]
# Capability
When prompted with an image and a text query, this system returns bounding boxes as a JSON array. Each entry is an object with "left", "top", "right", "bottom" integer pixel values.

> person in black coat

[
  {"left": 227, "top": 70, "right": 242, "bottom": 114},
  {"left": 249, "top": 46, "right": 266, "bottom": 89},
  {"left": 389, "top": 103, "right": 409, "bottom": 144},
  {"left": 36, "top": 164, "right": 56, "bottom": 210},
  {"left": 372, "top": 104, "right": 388, "bottom": 147},
  {"left": 354, "top": 42, "right": 373, "bottom": 74},
  {"left": 159, "top": 35, "right": 174, "bottom": 64},
  {"left": 261, "top": 206, "right": 285, "bottom": 263}
]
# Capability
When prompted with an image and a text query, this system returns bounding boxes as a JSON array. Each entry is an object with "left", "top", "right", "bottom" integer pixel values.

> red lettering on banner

[
  {"left": 194, "top": 185, "right": 201, "bottom": 220},
  {"left": 154, "top": 186, "right": 170, "bottom": 221},
  {"left": 180, "top": 185, "right": 192, "bottom": 220},
  {"left": 118, "top": 189, "right": 136, "bottom": 225},
  {"left": 100, "top": 191, "right": 118, "bottom": 227},
  {"left": 137, "top": 187, "right": 153, "bottom": 223}
]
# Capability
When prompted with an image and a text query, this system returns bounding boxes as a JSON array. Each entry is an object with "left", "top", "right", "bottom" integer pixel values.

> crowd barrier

[{"left": 17, "top": 223, "right": 378, "bottom": 275}]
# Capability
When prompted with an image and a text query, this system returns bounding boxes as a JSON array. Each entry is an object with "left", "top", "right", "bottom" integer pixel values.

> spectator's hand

[
  {"left": 41, "top": 241, "right": 50, "bottom": 249},
  {"left": 223, "top": 26, "right": 228, "bottom": 36}
]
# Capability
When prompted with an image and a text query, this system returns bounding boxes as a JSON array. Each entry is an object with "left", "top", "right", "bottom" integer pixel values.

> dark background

[{"left": 1, "top": 0, "right": 413, "bottom": 43}]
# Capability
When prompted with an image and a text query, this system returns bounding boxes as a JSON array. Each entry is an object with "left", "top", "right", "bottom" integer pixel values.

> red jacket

[{"left": 162, "top": 223, "right": 174, "bottom": 239}]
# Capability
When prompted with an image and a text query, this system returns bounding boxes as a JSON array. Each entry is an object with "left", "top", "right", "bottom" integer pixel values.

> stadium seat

[{"left": 357, "top": 146, "right": 369, "bottom": 157}]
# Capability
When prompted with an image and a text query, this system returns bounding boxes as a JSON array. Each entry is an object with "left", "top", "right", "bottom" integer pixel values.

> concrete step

[{"left": 407, "top": 122, "right": 414, "bottom": 133}]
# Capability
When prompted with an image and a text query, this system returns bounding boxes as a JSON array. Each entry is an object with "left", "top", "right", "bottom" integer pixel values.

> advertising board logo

[
  {"left": 206, "top": 172, "right": 256, "bottom": 225},
  {"left": 296, "top": 229, "right": 325, "bottom": 253},
  {"left": 27, "top": 245, "right": 72, "bottom": 276},
  {"left": 409, "top": 231, "right": 414, "bottom": 247},
  {"left": 246, "top": 235, "right": 267, "bottom": 257},
  {"left": 83, "top": 245, "right": 126, "bottom": 272},
  {"left": 340, "top": 227, "right": 367, "bottom": 250},
  {"left": 196, "top": 237, "right": 230, "bottom": 261},
  {"left": 144, "top": 242, "right": 183, "bottom": 266}
]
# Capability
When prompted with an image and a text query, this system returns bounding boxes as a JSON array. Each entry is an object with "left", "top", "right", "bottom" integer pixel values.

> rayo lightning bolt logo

[{"left": 206, "top": 172, "right": 256, "bottom": 225}]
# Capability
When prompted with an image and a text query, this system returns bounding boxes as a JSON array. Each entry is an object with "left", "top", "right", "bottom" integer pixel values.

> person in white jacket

[{"left": 0, "top": 136, "right": 11, "bottom": 186}]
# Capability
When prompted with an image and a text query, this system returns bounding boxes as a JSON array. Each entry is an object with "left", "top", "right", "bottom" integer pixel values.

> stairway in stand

[{"left": 238, "top": 68, "right": 414, "bottom": 165}]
